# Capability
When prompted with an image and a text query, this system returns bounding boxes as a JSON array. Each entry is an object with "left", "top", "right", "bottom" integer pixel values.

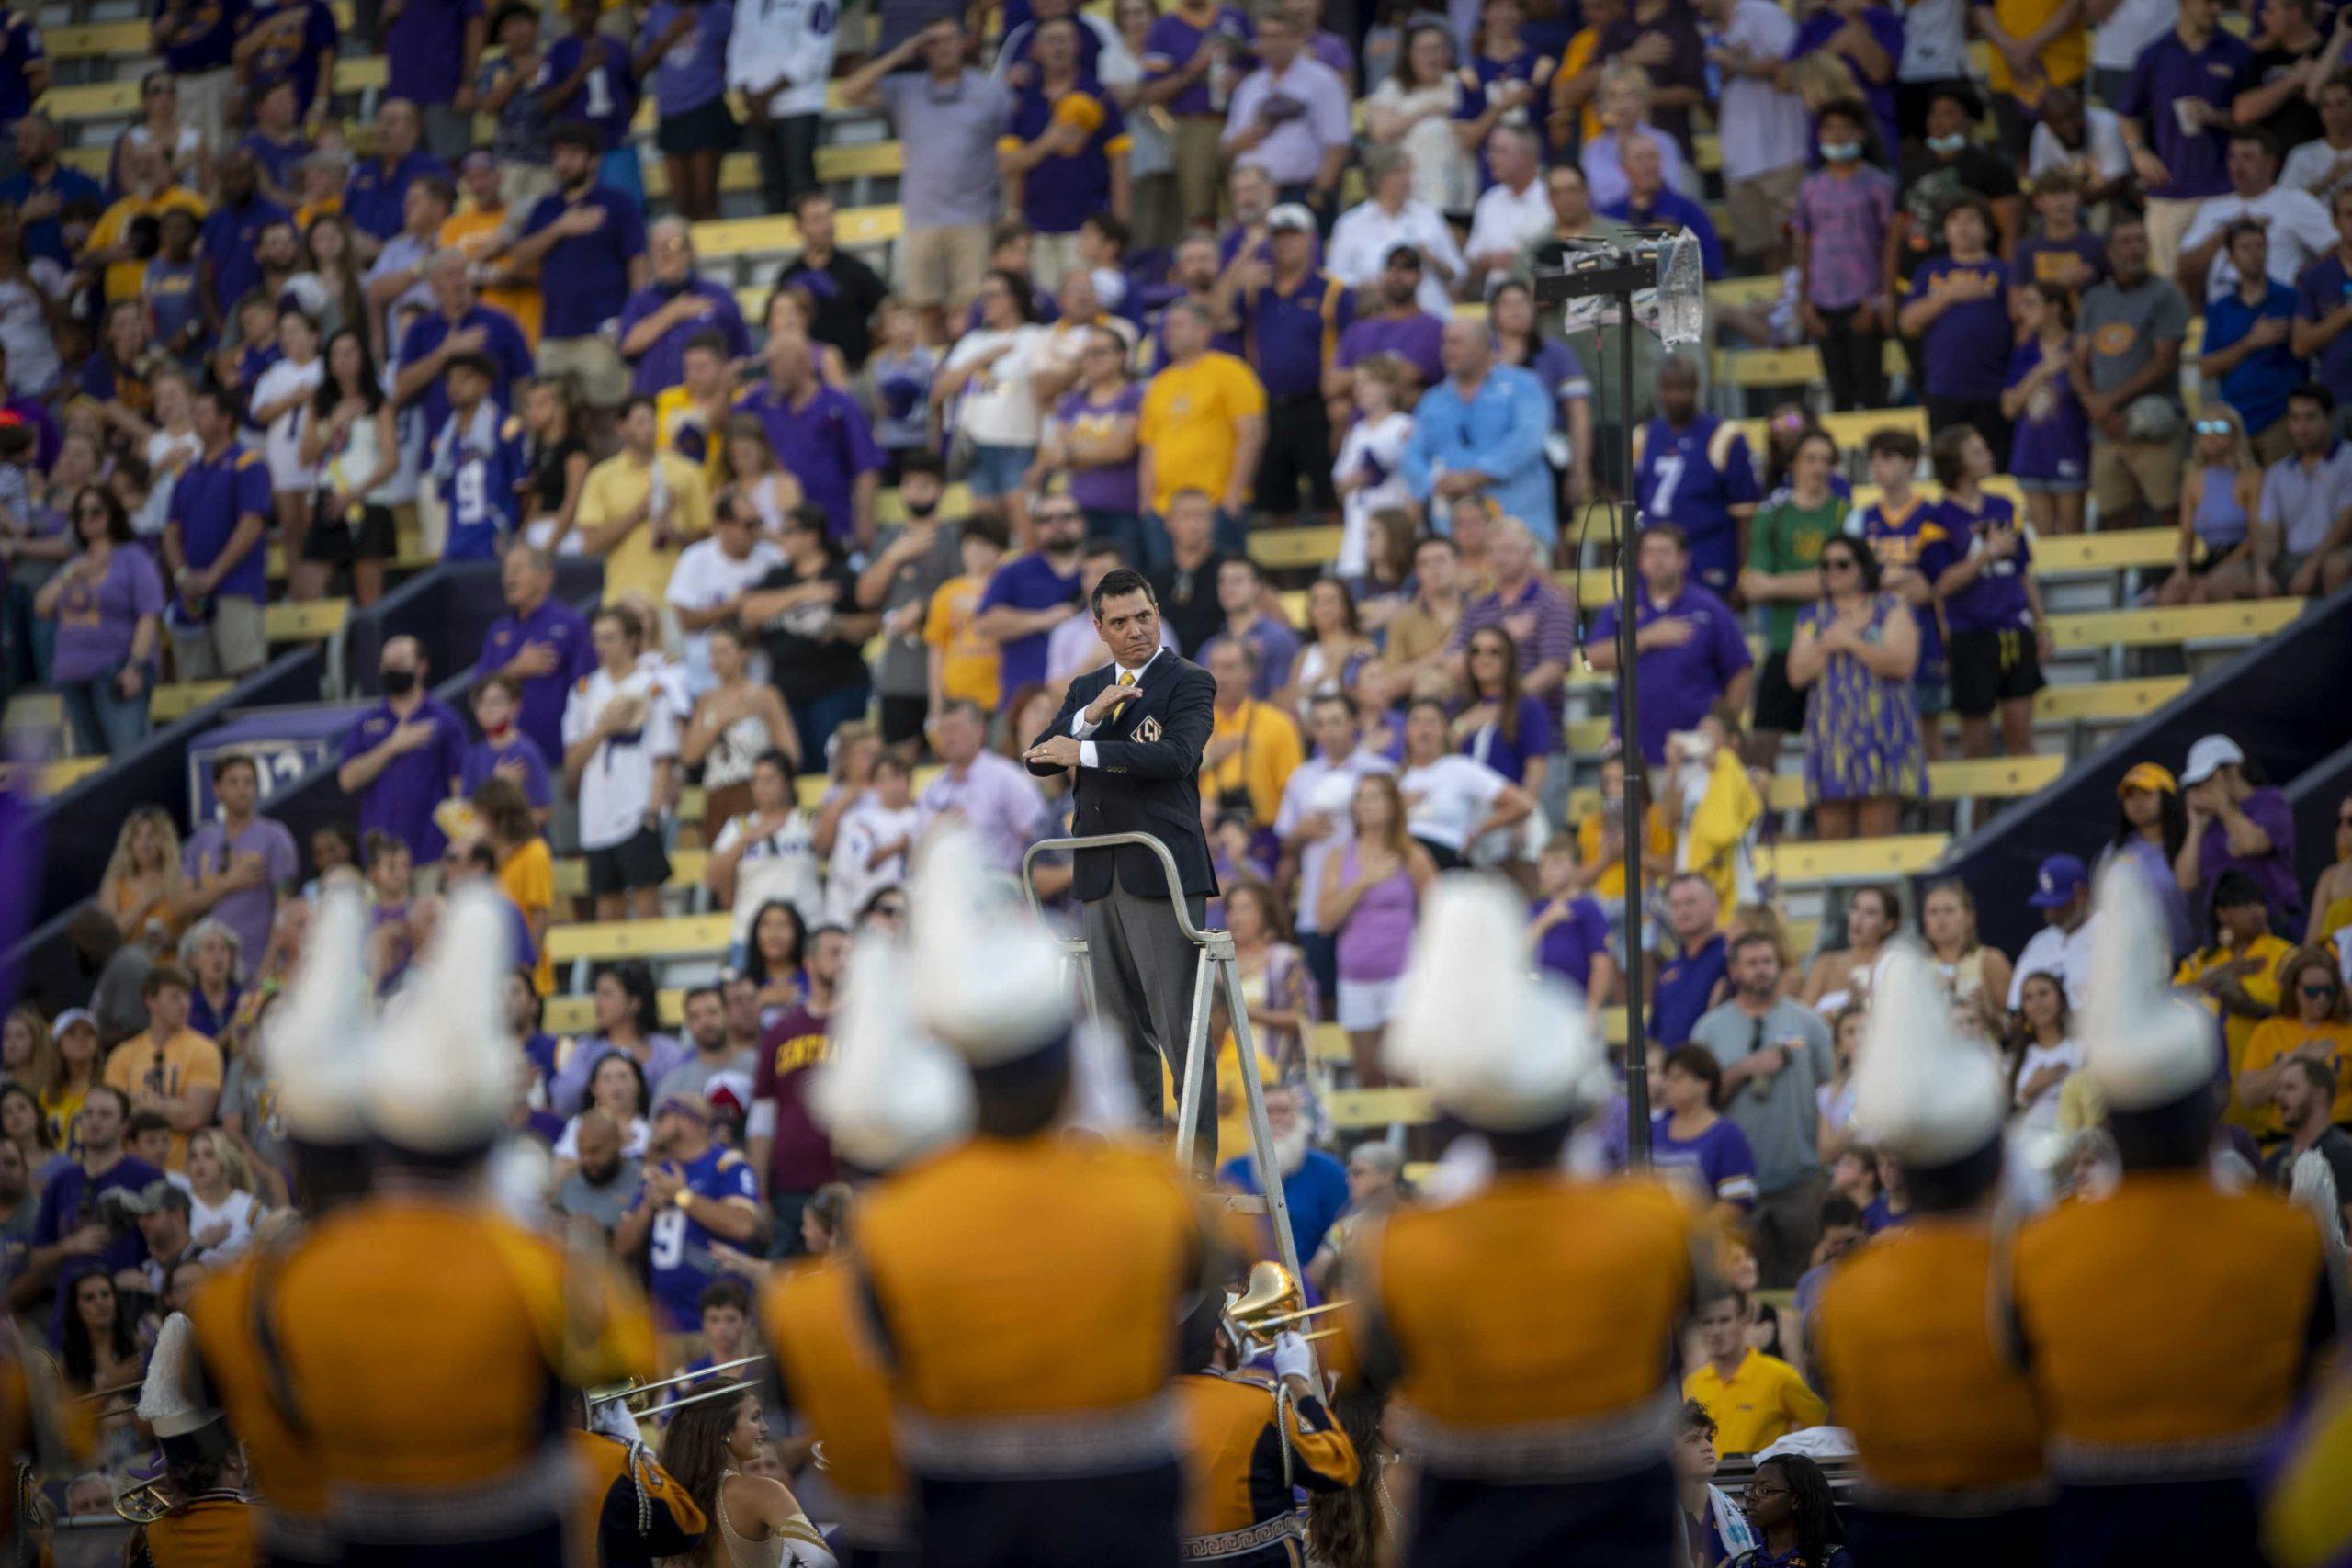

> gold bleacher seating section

[
  {"left": 546, "top": 911, "right": 735, "bottom": 966},
  {"left": 265, "top": 598, "right": 349, "bottom": 644}
]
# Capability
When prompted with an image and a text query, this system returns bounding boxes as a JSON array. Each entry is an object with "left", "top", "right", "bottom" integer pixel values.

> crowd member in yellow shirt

[
  {"left": 922, "top": 514, "right": 1011, "bottom": 717},
  {"left": 1200, "top": 637, "right": 1303, "bottom": 831},
  {"left": 2235, "top": 945, "right": 2352, "bottom": 1138},
  {"left": 85, "top": 141, "right": 209, "bottom": 305},
  {"left": 99, "top": 966, "right": 223, "bottom": 1171},
  {"left": 653, "top": 335, "right": 739, "bottom": 491},
  {"left": 2174, "top": 870, "right": 2296, "bottom": 1134},
  {"left": 439, "top": 150, "right": 543, "bottom": 345},
  {"left": 1137, "top": 299, "right": 1266, "bottom": 540},
  {"left": 576, "top": 396, "right": 713, "bottom": 606},
  {"left": 1681, "top": 1291, "right": 1828, "bottom": 1456},
  {"left": 1977, "top": 0, "right": 2086, "bottom": 150}
]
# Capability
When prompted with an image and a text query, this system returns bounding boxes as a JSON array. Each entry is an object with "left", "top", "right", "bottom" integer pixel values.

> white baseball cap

[{"left": 2180, "top": 734, "right": 2245, "bottom": 787}]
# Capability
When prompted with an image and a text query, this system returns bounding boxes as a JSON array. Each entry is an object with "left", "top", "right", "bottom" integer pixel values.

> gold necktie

[{"left": 1118, "top": 670, "right": 1137, "bottom": 687}]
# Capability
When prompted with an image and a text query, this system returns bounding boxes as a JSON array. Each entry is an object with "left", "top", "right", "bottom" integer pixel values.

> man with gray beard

[{"left": 1214, "top": 1085, "right": 1351, "bottom": 1263}]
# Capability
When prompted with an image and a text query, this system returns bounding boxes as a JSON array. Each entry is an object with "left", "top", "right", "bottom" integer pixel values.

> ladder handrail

[{"left": 1019, "top": 833, "right": 1213, "bottom": 946}]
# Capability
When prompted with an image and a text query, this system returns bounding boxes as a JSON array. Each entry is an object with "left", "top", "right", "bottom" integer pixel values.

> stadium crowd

[{"left": 1, "top": 0, "right": 2352, "bottom": 1556}]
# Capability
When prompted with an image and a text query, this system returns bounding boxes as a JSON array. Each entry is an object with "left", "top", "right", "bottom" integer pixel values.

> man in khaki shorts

[
  {"left": 2078, "top": 212, "right": 2192, "bottom": 528},
  {"left": 503, "top": 125, "right": 646, "bottom": 410},
  {"left": 843, "top": 18, "right": 1008, "bottom": 341}
]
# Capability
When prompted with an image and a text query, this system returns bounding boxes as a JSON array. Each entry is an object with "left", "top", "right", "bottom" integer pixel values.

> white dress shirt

[
  {"left": 1069, "top": 647, "right": 1168, "bottom": 769},
  {"left": 1328, "top": 197, "right": 1465, "bottom": 317},
  {"left": 1464, "top": 176, "right": 1553, "bottom": 266}
]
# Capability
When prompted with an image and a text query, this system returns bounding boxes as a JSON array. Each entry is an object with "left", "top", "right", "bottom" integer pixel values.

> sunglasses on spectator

[
  {"left": 2301, "top": 983, "right": 2340, "bottom": 998},
  {"left": 1819, "top": 556, "right": 1859, "bottom": 571},
  {"left": 2338, "top": 810, "right": 2352, "bottom": 826},
  {"left": 2195, "top": 420, "right": 2233, "bottom": 435},
  {"left": 1037, "top": 508, "right": 1082, "bottom": 524}
]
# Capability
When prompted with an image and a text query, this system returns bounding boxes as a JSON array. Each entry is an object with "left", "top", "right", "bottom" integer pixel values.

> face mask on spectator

[
  {"left": 381, "top": 668, "right": 418, "bottom": 696},
  {"left": 1820, "top": 141, "right": 1862, "bottom": 163},
  {"left": 1926, "top": 133, "right": 1967, "bottom": 155},
  {"left": 903, "top": 493, "right": 940, "bottom": 519}
]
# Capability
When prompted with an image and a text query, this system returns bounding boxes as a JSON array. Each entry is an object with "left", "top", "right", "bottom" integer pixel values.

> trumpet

[{"left": 1224, "top": 1262, "right": 1345, "bottom": 1354}]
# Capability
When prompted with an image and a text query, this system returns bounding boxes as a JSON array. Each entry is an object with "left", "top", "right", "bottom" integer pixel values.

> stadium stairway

[{"left": 1935, "top": 578, "right": 2352, "bottom": 960}]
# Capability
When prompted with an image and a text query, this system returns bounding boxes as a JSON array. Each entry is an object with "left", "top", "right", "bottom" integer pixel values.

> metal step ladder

[{"left": 1020, "top": 832, "right": 1309, "bottom": 1293}]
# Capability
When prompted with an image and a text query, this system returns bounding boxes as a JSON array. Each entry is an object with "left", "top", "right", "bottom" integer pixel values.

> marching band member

[
  {"left": 1175, "top": 1293, "right": 1359, "bottom": 1566},
  {"left": 2004, "top": 864, "right": 2336, "bottom": 1566},
  {"left": 1329, "top": 877, "right": 1706, "bottom": 1566},
  {"left": 764, "top": 936, "right": 974, "bottom": 1568},
  {"left": 230, "top": 886, "right": 657, "bottom": 1565},
  {"left": 125, "top": 1314, "right": 256, "bottom": 1567},
  {"left": 564, "top": 1401, "right": 710, "bottom": 1568},
  {"left": 186, "top": 886, "right": 376, "bottom": 1568},
  {"left": 1811, "top": 943, "right": 2048, "bottom": 1565},
  {"left": 842, "top": 829, "right": 1221, "bottom": 1567}
]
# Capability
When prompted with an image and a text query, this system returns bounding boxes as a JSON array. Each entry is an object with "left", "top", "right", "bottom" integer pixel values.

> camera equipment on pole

[{"left": 1530, "top": 228, "right": 1706, "bottom": 1168}]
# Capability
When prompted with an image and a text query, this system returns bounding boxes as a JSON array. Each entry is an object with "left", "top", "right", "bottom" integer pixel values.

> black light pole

[{"left": 1533, "top": 235, "right": 1670, "bottom": 1169}]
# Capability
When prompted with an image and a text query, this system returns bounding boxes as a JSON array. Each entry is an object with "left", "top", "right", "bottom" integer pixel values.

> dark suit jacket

[{"left": 1026, "top": 653, "right": 1219, "bottom": 902}]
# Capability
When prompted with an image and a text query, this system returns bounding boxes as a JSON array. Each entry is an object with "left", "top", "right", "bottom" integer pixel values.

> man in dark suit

[{"left": 1024, "top": 567, "right": 1221, "bottom": 1167}]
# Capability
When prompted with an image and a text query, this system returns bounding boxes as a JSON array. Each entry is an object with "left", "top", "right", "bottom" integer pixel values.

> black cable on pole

[{"left": 1614, "top": 307, "right": 1651, "bottom": 1170}]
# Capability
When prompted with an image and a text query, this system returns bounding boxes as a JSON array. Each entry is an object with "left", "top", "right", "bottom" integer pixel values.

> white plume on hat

[
  {"left": 137, "top": 1314, "right": 220, "bottom": 1438},
  {"left": 811, "top": 935, "right": 973, "bottom": 1170},
  {"left": 367, "top": 884, "right": 518, "bottom": 1153},
  {"left": 264, "top": 885, "right": 378, "bottom": 1145},
  {"left": 910, "top": 827, "right": 1072, "bottom": 1065},
  {"left": 2083, "top": 859, "right": 2218, "bottom": 1112},
  {"left": 1851, "top": 941, "right": 2007, "bottom": 1168},
  {"left": 1385, "top": 874, "right": 1600, "bottom": 1131}
]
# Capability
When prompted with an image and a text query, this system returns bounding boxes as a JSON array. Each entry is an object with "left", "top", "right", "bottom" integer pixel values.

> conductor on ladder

[{"left": 1023, "top": 566, "right": 1221, "bottom": 1168}]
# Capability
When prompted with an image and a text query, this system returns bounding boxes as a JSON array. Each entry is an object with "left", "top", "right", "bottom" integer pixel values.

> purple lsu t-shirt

[
  {"left": 478, "top": 597, "right": 596, "bottom": 765},
  {"left": 1054, "top": 383, "right": 1146, "bottom": 513},
  {"left": 340, "top": 695, "right": 469, "bottom": 862},
  {"left": 2196, "top": 785, "right": 2300, "bottom": 919},
  {"left": 1142, "top": 6, "right": 1252, "bottom": 117},
  {"left": 1335, "top": 311, "right": 1444, "bottom": 389},
  {"left": 459, "top": 732, "right": 555, "bottom": 809},
  {"left": 182, "top": 816, "right": 300, "bottom": 963},
  {"left": 1905, "top": 255, "right": 2012, "bottom": 400},
  {"left": 50, "top": 547, "right": 166, "bottom": 683},
  {"left": 1583, "top": 583, "right": 1752, "bottom": 765},
  {"left": 385, "top": 0, "right": 481, "bottom": 105},
  {"left": 975, "top": 552, "right": 1081, "bottom": 705},
  {"left": 1531, "top": 893, "right": 1609, "bottom": 991}
]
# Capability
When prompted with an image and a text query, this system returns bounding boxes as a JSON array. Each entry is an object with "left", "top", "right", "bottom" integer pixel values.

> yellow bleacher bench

[
  {"left": 1717, "top": 342, "right": 1908, "bottom": 389},
  {"left": 545, "top": 987, "right": 689, "bottom": 1033},
  {"left": 265, "top": 599, "right": 348, "bottom": 643},
  {"left": 2031, "top": 675, "right": 2187, "bottom": 721},
  {"left": 0, "top": 756, "right": 107, "bottom": 794},
  {"left": 650, "top": 140, "right": 905, "bottom": 202},
  {"left": 49, "top": 54, "right": 387, "bottom": 121},
  {"left": 546, "top": 912, "right": 736, "bottom": 965},
  {"left": 693, "top": 203, "right": 905, "bottom": 263},
  {"left": 3, "top": 692, "right": 61, "bottom": 732},
  {"left": 48, "top": 3, "right": 356, "bottom": 59},
  {"left": 1756, "top": 833, "right": 1948, "bottom": 886},
  {"left": 1327, "top": 1087, "right": 1436, "bottom": 1131},
  {"left": 2051, "top": 599, "right": 2301, "bottom": 651},
  {"left": 148, "top": 681, "right": 234, "bottom": 723}
]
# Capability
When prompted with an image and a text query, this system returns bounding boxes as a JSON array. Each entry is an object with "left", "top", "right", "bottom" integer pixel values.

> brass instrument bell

[{"left": 1224, "top": 1262, "right": 1344, "bottom": 1351}]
